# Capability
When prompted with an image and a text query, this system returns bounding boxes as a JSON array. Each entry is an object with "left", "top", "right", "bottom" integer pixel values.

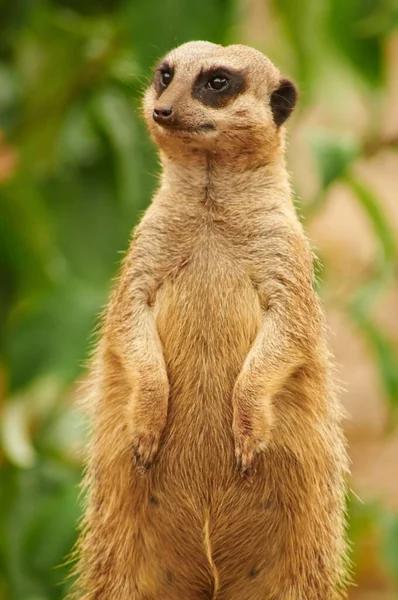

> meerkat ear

[{"left": 270, "top": 79, "right": 298, "bottom": 126}]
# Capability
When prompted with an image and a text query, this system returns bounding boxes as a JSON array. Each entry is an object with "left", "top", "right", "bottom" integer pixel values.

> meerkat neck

[{"left": 159, "top": 151, "right": 292, "bottom": 208}]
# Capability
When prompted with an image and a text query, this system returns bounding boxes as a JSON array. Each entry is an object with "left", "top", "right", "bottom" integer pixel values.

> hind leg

[
  {"left": 213, "top": 446, "right": 347, "bottom": 600},
  {"left": 215, "top": 520, "right": 347, "bottom": 600},
  {"left": 74, "top": 486, "right": 214, "bottom": 600},
  {"left": 216, "top": 558, "right": 346, "bottom": 600},
  {"left": 74, "top": 470, "right": 215, "bottom": 600}
]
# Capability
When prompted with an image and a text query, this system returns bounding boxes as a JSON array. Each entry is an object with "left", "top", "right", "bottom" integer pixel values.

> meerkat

[{"left": 71, "top": 41, "right": 349, "bottom": 600}]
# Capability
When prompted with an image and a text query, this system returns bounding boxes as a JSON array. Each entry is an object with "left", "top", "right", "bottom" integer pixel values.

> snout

[
  {"left": 153, "top": 106, "right": 173, "bottom": 125},
  {"left": 151, "top": 103, "right": 216, "bottom": 134}
]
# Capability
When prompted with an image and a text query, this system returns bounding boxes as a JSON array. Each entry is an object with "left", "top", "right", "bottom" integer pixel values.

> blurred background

[{"left": 1, "top": 0, "right": 398, "bottom": 598}]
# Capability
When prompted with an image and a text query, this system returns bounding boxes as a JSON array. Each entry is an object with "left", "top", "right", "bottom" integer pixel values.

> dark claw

[
  {"left": 136, "top": 462, "right": 150, "bottom": 476},
  {"left": 136, "top": 457, "right": 152, "bottom": 470},
  {"left": 242, "top": 466, "right": 252, "bottom": 478},
  {"left": 134, "top": 449, "right": 151, "bottom": 471}
]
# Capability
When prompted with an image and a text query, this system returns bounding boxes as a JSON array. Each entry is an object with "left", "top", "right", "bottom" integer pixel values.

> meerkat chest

[{"left": 153, "top": 225, "right": 262, "bottom": 371}]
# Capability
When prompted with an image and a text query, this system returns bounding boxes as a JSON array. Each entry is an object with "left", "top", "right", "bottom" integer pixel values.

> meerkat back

[{"left": 71, "top": 41, "right": 349, "bottom": 600}]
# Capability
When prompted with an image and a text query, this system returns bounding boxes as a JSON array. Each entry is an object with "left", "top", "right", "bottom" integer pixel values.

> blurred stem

[
  {"left": 362, "top": 134, "right": 398, "bottom": 157},
  {"left": 344, "top": 174, "right": 396, "bottom": 272}
]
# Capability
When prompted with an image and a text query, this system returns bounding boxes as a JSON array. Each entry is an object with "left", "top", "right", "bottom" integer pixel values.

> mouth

[{"left": 156, "top": 122, "right": 216, "bottom": 134}]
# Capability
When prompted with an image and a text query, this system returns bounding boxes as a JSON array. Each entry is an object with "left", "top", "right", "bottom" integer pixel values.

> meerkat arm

[
  {"left": 104, "top": 236, "right": 170, "bottom": 472},
  {"left": 233, "top": 234, "right": 321, "bottom": 476}
]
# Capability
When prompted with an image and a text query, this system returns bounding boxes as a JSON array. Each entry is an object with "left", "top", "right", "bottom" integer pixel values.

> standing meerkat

[{"left": 71, "top": 41, "right": 349, "bottom": 600}]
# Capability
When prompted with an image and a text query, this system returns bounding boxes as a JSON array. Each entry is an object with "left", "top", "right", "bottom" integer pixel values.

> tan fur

[{"left": 70, "top": 41, "right": 350, "bottom": 599}]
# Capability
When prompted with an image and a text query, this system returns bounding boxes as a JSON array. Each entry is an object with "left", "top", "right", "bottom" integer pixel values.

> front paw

[
  {"left": 233, "top": 431, "right": 268, "bottom": 480},
  {"left": 128, "top": 371, "right": 169, "bottom": 474},
  {"left": 232, "top": 388, "right": 273, "bottom": 479},
  {"left": 132, "top": 431, "right": 162, "bottom": 473}
]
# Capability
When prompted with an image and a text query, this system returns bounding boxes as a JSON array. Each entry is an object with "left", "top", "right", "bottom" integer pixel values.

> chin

[
  {"left": 155, "top": 122, "right": 216, "bottom": 134},
  {"left": 150, "top": 123, "right": 218, "bottom": 152}
]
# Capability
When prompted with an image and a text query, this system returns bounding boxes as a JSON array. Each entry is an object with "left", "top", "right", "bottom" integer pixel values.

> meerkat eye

[
  {"left": 207, "top": 76, "right": 228, "bottom": 91},
  {"left": 160, "top": 70, "right": 173, "bottom": 88}
]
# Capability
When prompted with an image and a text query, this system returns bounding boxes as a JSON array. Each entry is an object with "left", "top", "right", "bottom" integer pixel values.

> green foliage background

[{"left": 0, "top": 0, "right": 397, "bottom": 598}]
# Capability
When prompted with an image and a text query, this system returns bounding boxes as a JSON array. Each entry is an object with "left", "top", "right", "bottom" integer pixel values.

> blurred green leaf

[
  {"left": 0, "top": 63, "right": 19, "bottom": 130},
  {"left": 272, "top": 0, "right": 323, "bottom": 94},
  {"left": 0, "top": 460, "right": 81, "bottom": 599},
  {"left": 126, "top": 0, "right": 233, "bottom": 71},
  {"left": 1, "top": 398, "right": 36, "bottom": 467},
  {"left": 348, "top": 493, "right": 398, "bottom": 586},
  {"left": 380, "top": 513, "right": 398, "bottom": 584},
  {"left": 0, "top": 176, "right": 62, "bottom": 290},
  {"left": 344, "top": 174, "right": 396, "bottom": 392},
  {"left": 357, "top": 0, "right": 398, "bottom": 37},
  {"left": 56, "top": 103, "right": 102, "bottom": 169},
  {"left": 6, "top": 279, "right": 104, "bottom": 392},
  {"left": 348, "top": 307, "right": 398, "bottom": 412},
  {"left": 327, "top": 0, "right": 385, "bottom": 86},
  {"left": 347, "top": 492, "right": 380, "bottom": 559},
  {"left": 304, "top": 131, "right": 360, "bottom": 217},
  {"left": 346, "top": 174, "right": 396, "bottom": 273},
  {"left": 22, "top": 483, "right": 80, "bottom": 591},
  {"left": 92, "top": 86, "right": 141, "bottom": 213},
  {"left": 312, "top": 131, "right": 360, "bottom": 191}
]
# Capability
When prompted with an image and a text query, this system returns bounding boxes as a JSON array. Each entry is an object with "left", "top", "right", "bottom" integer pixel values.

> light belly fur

[{"left": 154, "top": 254, "right": 262, "bottom": 476}]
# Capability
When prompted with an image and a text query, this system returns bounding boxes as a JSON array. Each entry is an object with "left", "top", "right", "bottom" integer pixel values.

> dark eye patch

[
  {"left": 192, "top": 67, "right": 247, "bottom": 108},
  {"left": 153, "top": 61, "right": 174, "bottom": 97}
]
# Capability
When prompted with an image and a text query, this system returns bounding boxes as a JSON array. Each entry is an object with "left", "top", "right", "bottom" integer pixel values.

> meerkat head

[{"left": 143, "top": 41, "right": 298, "bottom": 164}]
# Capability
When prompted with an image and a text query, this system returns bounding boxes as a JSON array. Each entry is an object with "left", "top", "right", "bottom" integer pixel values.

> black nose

[{"left": 153, "top": 107, "right": 173, "bottom": 123}]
